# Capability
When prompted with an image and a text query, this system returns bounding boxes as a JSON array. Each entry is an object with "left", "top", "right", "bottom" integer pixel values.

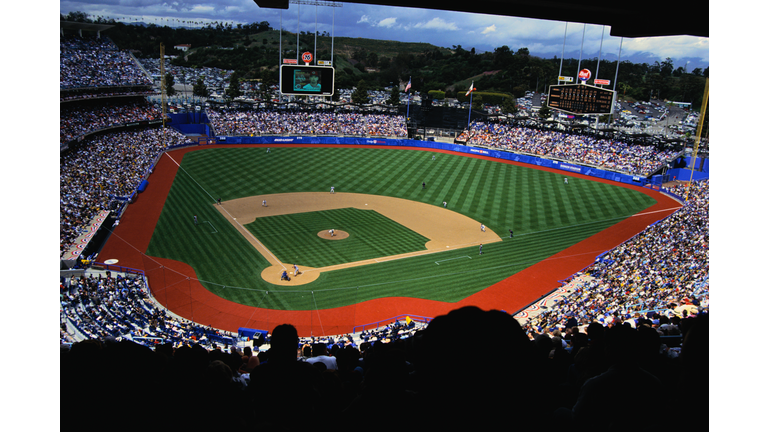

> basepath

[
  {"left": 98, "top": 144, "right": 682, "bottom": 336},
  {"left": 215, "top": 192, "right": 500, "bottom": 285}
]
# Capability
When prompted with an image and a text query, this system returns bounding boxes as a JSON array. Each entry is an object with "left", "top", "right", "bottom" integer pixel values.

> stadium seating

[{"left": 60, "top": 35, "right": 708, "bottom": 428}]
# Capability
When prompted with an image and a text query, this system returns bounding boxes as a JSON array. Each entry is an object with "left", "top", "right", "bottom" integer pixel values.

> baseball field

[{"left": 99, "top": 144, "right": 681, "bottom": 336}]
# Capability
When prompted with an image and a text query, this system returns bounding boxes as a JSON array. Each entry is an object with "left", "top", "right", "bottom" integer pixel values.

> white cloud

[
  {"left": 377, "top": 17, "right": 398, "bottom": 28},
  {"left": 481, "top": 24, "right": 496, "bottom": 34},
  {"left": 413, "top": 17, "right": 459, "bottom": 31},
  {"left": 357, "top": 15, "right": 371, "bottom": 24},
  {"left": 623, "top": 36, "right": 709, "bottom": 63}
]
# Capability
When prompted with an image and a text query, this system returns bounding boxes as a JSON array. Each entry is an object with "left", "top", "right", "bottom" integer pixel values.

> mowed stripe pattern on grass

[
  {"left": 246, "top": 208, "right": 429, "bottom": 268},
  {"left": 146, "top": 146, "right": 657, "bottom": 310}
]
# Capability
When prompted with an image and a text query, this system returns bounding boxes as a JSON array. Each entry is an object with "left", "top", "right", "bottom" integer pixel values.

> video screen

[
  {"left": 293, "top": 69, "right": 322, "bottom": 92},
  {"left": 279, "top": 65, "right": 335, "bottom": 96}
]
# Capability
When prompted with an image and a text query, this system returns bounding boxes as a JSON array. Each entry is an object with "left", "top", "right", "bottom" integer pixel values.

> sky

[{"left": 59, "top": 0, "right": 710, "bottom": 72}]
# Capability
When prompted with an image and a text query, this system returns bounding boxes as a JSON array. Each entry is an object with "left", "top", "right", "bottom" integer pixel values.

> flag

[
  {"left": 404, "top": 79, "right": 411, "bottom": 92},
  {"left": 465, "top": 81, "right": 476, "bottom": 97}
]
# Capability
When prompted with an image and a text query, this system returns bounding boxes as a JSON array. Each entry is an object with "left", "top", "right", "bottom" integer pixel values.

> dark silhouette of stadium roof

[{"left": 254, "top": 0, "right": 708, "bottom": 38}]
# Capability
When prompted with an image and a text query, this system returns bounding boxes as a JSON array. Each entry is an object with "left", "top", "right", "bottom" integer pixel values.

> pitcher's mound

[{"left": 318, "top": 230, "right": 349, "bottom": 240}]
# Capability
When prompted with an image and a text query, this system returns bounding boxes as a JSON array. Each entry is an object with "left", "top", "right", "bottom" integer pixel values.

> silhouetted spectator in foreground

[
  {"left": 565, "top": 325, "right": 670, "bottom": 429},
  {"left": 412, "top": 306, "right": 546, "bottom": 429},
  {"left": 247, "top": 324, "right": 321, "bottom": 430}
]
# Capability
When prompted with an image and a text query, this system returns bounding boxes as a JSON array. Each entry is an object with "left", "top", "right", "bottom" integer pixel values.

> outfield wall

[{"left": 213, "top": 135, "right": 653, "bottom": 186}]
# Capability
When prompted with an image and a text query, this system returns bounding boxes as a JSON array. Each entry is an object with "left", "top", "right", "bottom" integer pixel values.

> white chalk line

[{"left": 435, "top": 256, "right": 471, "bottom": 265}]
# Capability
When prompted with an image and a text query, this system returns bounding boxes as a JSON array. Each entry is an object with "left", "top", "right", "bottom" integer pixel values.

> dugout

[{"left": 238, "top": 327, "right": 269, "bottom": 346}]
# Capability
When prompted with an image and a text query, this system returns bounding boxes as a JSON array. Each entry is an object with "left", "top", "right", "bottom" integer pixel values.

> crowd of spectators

[
  {"left": 60, "top": 99, "right": 161, "bottom": 145},
  {"left": 206, "top": 108, "right": 408, "bottom": 137},
  {"left": 60, "top": 127, "right": 190, "bottom": 256},
  {"left": 61, "top": 271, "right": 237, "bottom": 349},
  {"left": 457, "top": 120, "right": 679, "bottom": 176},
  {"left": 61, "top": 304, "right": 708, "bottom": 430},
  {"left": 522, "top": 179, "right": 709, "bottom": 338},
  {"left": 138, "top": 58, "right": 233, "bottom": 93},
  {"left": 60, "top": 35, "right": 152, "bottom": 89}
]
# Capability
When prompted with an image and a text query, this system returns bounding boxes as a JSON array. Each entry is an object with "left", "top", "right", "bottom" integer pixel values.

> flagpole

[
  {"left": 468, "top": 91, "right": 473, "bottom": 128},
  {"left": 406, "top": 76, "right": 411, "bottom": 119}
]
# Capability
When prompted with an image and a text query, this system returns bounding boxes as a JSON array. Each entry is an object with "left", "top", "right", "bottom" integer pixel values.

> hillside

[{"left": 100, "top": 21, "right": 707, "bottom": 105}]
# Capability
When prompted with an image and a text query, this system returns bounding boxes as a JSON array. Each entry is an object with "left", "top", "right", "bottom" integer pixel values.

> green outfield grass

[{"left": 146, "top": 146, "right": 657, "bottom": 310}]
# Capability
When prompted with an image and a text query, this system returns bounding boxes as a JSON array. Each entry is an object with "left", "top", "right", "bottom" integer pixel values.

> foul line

[
  {"left": 204, "top": 221, "right": 218, "bottom": 233},
  {"left": 435, "top": 256, "right": 471, "bottom": 265},
  {"left": 632, "top": 206, "right": 682, "bottom": 217},
  {"left": 165, "top": 153, "right": 218, "bottom": 204},
  {"left": 164, "top": 153, "right": 285, "bottom": 271}
]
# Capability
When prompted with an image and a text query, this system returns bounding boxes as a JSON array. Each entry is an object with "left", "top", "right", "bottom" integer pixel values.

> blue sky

[{"left": 59, "top": 0, "right": 710, "bottom": 71}]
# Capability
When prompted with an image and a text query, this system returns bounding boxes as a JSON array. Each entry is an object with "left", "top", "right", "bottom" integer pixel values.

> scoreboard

[
  {"left": 279, "top": 65, "right": 335, "bottom": 96},
  {"left": 547, "top": 83, "right": 616, "bottom": 115}
]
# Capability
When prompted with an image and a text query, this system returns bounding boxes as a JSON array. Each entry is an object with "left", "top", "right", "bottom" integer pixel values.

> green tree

[
  {"left": 351, "top": 80, "right": 370, "bottom": 104},
  {"left": 260, "top": 69, "right": 278, "bottom": 101},
  {"left": 388, "top": 85, "right": 401, "bottom": 106},
  {"left": 501, "top": 97, "right": 518, "bottom": 116},
  {"left": 63, "top": 11, "right": 89, "bottom": 22},
  {"left": 471, "top": 94, "right": 483, "bottom": 110},
  {"left": 660, "top": 57, "right": 674, "bottom": 78},
  {"left": 193, "top": 77, "right": 210, "bottom": 98},
  {"left": 538, "top": 105, "right": 552, "bottom": 120},
  {"left": 164, "top": 72, "right": 176, "bottom": 97},
  {"left": 226, "top": 72, "right": 242, "bottom": 100},
  {"left": 618, "top": 82, "right": 632, "bottom": 98},
  {"left": 367, "top": 52, "right": 379, "bottom": 68}
]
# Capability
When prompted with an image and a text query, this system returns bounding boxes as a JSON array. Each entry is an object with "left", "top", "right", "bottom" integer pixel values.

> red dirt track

[{"left": 98, "top": 144, "right": 681, "bottom": 336}]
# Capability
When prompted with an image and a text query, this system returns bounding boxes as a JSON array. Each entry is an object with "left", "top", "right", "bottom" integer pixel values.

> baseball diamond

[{"left": 99, "top": 144, "right": 681, "bottom": 336}]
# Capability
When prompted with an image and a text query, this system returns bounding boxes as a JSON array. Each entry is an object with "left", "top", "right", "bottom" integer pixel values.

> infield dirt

[{"left": 214, "top": 192, "right": 501, "bottom": 286}]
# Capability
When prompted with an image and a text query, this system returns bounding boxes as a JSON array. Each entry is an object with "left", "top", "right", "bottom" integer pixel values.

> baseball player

[
  {"left": 479, "top": 243, "right": 483, "bottom": 255},
  {"left": 481, "top": 224, "right": 486, "bottom": 232},
  {"left": 193, "top": 215, "right": 197, "bottom": 226},
  {"left": 330, "top": 186, "right": 335, "bottom": 194},
  {"left": 262, "top": 200, "right": 267, "bottom": 207},
  {"left": 329, "top": 229, "right": 335, "bottom": 237},
  {"left": 293, "top": 264, "right": 300, "bottom": 276}
]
